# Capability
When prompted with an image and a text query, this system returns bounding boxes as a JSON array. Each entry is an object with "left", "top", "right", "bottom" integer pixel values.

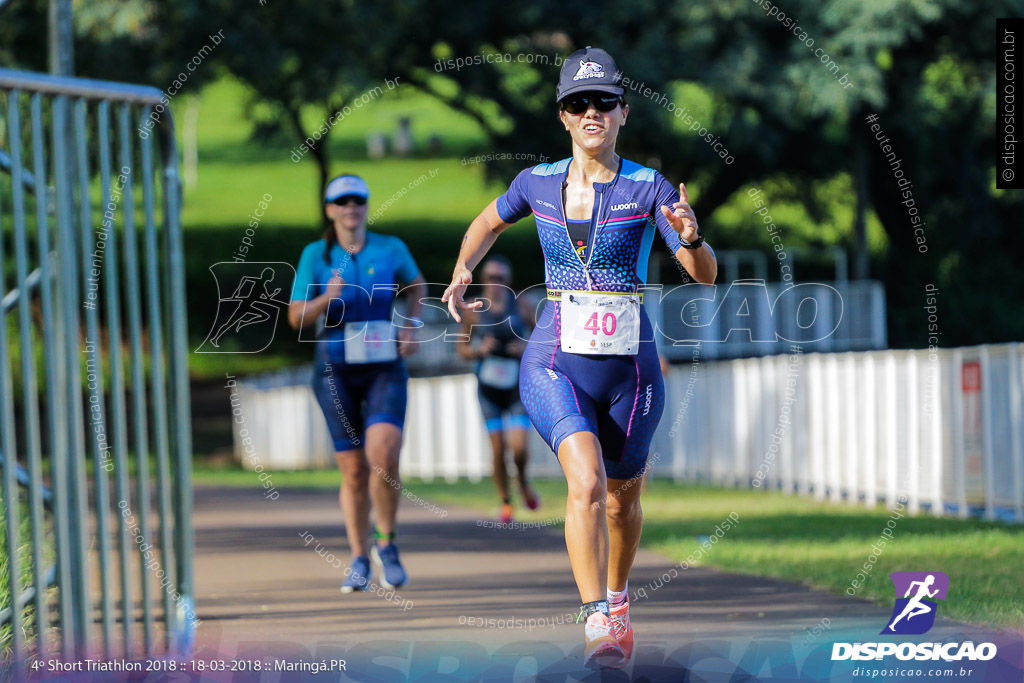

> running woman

[
  {"left": 456, "top": 254, "right": 540, "bottom": 523},
  {"left": 443, "top": 48, "right": 716, "bottom": 669},
  {"left": 289, "top": 174, "right": 426, "bottom": 593}
]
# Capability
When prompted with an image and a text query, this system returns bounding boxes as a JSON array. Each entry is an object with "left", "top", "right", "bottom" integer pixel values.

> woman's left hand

[
  {"left": 442, "top": 267, "right": 482, "bottom": 323},
  {"left": 659, "top": 182, "right": 700, "bottom": 243},
  {"left": 505, "top": 339, "right": 526, "bottom": 357},
  {"left": 397, "top": 325, "right": 418, "bottom": 357}
]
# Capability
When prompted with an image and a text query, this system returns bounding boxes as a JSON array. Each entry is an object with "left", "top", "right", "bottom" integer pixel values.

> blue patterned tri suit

[
  {"left": 292, "top": 233, "right": 420, "bottom": 451},
  {"left": 496, "top": 157, "right": 709, "bottom": 479}
]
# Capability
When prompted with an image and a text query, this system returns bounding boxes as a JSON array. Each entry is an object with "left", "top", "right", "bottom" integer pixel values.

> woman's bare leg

[
  {"left": 336, "top": 448, "right": 370, "bottom": 557},
  {"left": 558, "top": 431, "right": 607, "bottom": 603},
  {"left": 364, "top": 422, "right": 403, "bottom": 544},
  {"left": 489, "top": 432, "right": 510, "bottom": 502},
  {"left": 606, "top": 475, "right": 644, "bottom": 592}
]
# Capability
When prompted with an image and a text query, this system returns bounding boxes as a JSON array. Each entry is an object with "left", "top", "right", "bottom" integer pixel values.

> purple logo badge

[{"left": 882, "top": 571, "right": 949, "bottom": 635}]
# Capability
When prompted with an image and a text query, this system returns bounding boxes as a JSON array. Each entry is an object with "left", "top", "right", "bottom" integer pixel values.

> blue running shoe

[
  {"left": 341, "top": 555, "right": 371, "bottom": 593},
  {"left": 371, "top": 543, "right": 407, "bottom": 589}
]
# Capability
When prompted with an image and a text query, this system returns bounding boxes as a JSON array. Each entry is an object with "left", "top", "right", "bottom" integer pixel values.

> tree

[
  {"left": 197, "top": 4, "right": 380, "bottom": 199},
  {"left": 5, "top": 0, "right": 1018, "bottom": 345},
  {"left": 391, "top": 0, "right": 1021, "bottom": 345}
]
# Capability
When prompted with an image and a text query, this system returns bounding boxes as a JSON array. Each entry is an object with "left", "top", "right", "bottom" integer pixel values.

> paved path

[{"left": 191, "top": 485, "right": 1021, "bottom": 682}]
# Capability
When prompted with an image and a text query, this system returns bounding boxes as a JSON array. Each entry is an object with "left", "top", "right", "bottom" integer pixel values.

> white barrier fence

[{"left": 232, "top": 343, "right": 1024, "bottom": 522}]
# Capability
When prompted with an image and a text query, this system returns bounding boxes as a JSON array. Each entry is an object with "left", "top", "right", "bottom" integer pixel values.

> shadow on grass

[
  {"left": 182, "top": 218, "right": 544, "bottom": 283},
  {"left": 196, "top": 138, "right": 486, "bottom": 166},
  {"left": 641, "top": 510, "right": 1021, "bottom": 546}
]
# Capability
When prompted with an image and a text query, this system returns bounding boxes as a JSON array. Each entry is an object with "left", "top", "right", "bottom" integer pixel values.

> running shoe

[
  {"left": 609, "top": 595, "right": 634, "bottom": 664},
  {"left": 341, "top": 555, "right": 371, "bottom": 593},
  {"left": 371, "top": 543, "right": 407, "bottom": 589},
  {"left": 582, "top": 612, "right": 625, "bottom": 670},
  {"left": 520, "top": 483, "right": 540, "bottom": 511},
  {"left": 499, "top": 503, "right": 514, "bottom": 524}
]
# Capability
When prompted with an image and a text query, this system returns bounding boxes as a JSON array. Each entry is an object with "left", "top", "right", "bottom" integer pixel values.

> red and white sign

[{"left": 961, "top": 361, "right": 983, "bottom": 500}]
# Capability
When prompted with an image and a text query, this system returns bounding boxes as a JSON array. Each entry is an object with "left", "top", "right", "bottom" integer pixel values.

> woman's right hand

[
  {"left": 325, "top": 269, "right": 344, "bottom": 299},
  {"left": 477, "top": 335, "right": 499, "bottom": 357},
  {"left": 442, "top": 267, "right": 482, "bottom": 323}
]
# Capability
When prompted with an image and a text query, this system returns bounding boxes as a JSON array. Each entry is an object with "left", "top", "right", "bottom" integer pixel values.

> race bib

[
  {"left": 479, "top": 357, "right": 520, "bottom": 389},
  {"left": 344, "top": 320, "right": 398, "bottom": 364},
  {"left": 560, "top": 292, "right": 640, "bottom": 356}
]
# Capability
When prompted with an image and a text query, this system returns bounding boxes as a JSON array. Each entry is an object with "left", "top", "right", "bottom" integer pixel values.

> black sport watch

[{"left": 679, "top": 229, "right": 704, "bottom": 250}]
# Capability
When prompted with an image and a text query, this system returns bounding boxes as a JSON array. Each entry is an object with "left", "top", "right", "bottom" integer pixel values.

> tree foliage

[{"left": 1, "top": 0, "right": 1019, "bottom": 345}]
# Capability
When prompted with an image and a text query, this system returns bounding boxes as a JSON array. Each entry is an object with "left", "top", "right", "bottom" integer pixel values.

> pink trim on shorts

[{"left": 626, "top": 356, "right": 641, "bottom": 438}]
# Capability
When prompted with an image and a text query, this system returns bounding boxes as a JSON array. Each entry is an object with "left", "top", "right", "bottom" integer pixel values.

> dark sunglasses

[
  {"left": 560, "top": 92, "right": 623, "bottom": 115},
  {"left": 330, "top": 195, "right": 367, "bottom": 207}
]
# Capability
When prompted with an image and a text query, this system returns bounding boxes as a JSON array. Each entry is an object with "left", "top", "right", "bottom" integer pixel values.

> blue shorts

[
  {"left": 519, "top": 303, "right": 665, "bottom": 480},
  {"left": 477, "top": 382, "right": 531, "bottom": 434},
  {"left": 311, "top": 359, "right": 407, "bottom": 451}
]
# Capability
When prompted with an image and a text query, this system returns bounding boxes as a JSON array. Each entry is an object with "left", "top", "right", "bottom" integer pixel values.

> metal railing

[{"left": 0, "top": 67, "right": 193, "bottom": 665}]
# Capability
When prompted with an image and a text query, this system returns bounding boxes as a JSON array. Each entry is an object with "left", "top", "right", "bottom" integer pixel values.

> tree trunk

[
  {"left": 283, "top": 103, "right": 332, "bottom": 220},
  {"left": 852, "top": 112, "right": 869, "bottom": 280},
  {"left": 309, "top": 135, "right": 330, "bottom": 205}
]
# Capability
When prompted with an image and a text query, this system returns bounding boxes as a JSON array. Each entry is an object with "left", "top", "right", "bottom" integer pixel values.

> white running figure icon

[
  {"left": 888, "top": 574, "right": 939, "bottom": 631},
  {"left": 210, "top": 267, "right": 281, "bottom": 347}
]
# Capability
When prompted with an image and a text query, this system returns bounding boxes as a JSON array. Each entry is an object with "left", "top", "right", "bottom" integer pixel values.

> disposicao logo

[{"left": 832, "top": 571, "right": 997, "bottom": 662}]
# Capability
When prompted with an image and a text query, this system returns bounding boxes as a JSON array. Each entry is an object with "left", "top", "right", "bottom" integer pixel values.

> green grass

[
  {"left": 634, "top": 480, "right": 1023, "bottom": 634},
  {"left": 179, "top": 78, "right": 501, "bottom": 230},
  {"left": 193, "top": 465, "right": 1024, "bottom": 633},
  {"left": 188, "top": 78, "right": 489, "bottom": 161},
  {"left": 0, "top": 494, "right": 53, "bottom": 661}
]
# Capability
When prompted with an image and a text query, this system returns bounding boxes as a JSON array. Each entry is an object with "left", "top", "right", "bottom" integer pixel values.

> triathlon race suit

[
  {"left": 496, "top": 157, "right": 701, "bottom": 479},
  {"left": 291, "top": 232, "right": 420, "bottom": 451},
  {"left": 472, "top": 288, "right": 532, "bottom": 434}
]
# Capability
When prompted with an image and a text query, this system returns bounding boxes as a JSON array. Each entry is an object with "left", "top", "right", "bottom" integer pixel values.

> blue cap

[
  {"left": 555, "top": 46, "right": 624, "bottom": 103},
  {"left": 324, "top": 175, "right": 370, "bottom": 203}
]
